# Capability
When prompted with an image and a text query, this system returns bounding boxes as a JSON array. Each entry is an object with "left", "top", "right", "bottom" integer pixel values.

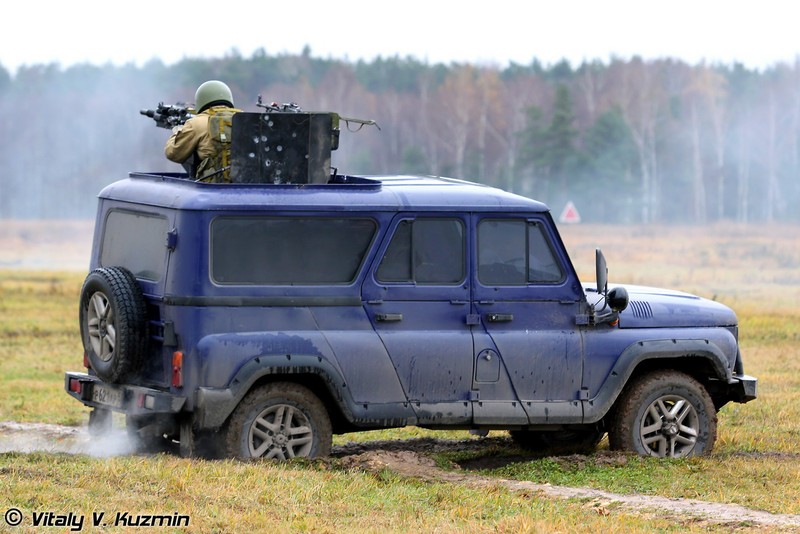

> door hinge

[
  {"left": 575, "top": 314, "right": 590, "bottom": 326},
  {"left": 166, "top": 228, "right": 178, "bottom": 251}
]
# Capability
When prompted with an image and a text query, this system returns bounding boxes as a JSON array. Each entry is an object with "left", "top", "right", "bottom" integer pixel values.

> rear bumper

[{"left": 64, "top": 372, "right": 186, "bottom": 415}]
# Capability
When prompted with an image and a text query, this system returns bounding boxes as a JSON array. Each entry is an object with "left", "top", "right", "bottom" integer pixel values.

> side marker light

[{"left": 172, "top": 351, "right": 184, "bottom": 388}]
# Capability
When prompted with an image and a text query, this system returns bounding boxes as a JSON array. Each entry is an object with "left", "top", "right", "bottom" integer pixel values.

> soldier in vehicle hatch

[{"left": 165, "top": 80, "right": 241, "bottom": 183}]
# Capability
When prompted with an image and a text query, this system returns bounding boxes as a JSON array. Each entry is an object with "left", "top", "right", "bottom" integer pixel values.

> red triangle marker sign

[{"left": 559, "top": 201, "right": 581, "bottom": 224}]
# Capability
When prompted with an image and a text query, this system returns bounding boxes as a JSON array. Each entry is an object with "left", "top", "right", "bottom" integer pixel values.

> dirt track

[
  {"left": 2, "top": 422, "right": 799, "bottom": 529},
  {"left": 339, "top": 447, "right": 800, "bottom": 529},
  {"left": 334, "top": 438, "right": 800, "bottom": 529}
]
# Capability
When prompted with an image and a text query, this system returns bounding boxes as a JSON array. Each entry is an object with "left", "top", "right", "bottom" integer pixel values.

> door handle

[
  {"left": 487, "top": 313, "right": 513, "bottom": 323},
  {"left": 376, "top": 313, "right": 403, "bottom": 322}
]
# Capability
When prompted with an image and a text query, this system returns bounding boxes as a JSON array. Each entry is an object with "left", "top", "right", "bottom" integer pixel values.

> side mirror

[
  {"left": 592, "top": 248, "right": 627, "bottom": 325},
  {"left": 595, "top": 248, "right": 607, "bottom": 294}
]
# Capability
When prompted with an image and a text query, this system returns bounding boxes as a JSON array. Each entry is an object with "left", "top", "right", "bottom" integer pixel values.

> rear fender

[{"left": 194, "top": 354, "right": 349, "bottom": 429}]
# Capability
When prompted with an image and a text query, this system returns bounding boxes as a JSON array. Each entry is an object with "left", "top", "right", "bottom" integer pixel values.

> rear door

[
  {"left": 362, "top": 215, "right": 474, "bottom": 424},
  {"left": 96, "top": 205, "right": 175, "bottom": 387}
]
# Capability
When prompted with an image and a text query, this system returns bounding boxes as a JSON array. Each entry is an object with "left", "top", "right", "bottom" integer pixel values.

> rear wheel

[
  {"left": 223, "top": 383, "right": 332, "bottom": 460},
  {"left": 609, "top": 370, "right": 717, "bottom": 458},
  {"left": 88, "top": 408, "right": 112, "bottom": 437},
  {"left": 126, "top": 415, "right": 175, "bottom": 453}
]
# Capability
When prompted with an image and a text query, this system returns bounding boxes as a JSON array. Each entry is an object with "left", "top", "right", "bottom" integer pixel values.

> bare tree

[
  {"left": 614, "top": 58, "right": 664, "bottom": 223},
  {"left": 497, "top": 73, "right": 550, "bottom": 194},
  {"left": 435, "top": 66, "right": 480, "bottom": 178}
]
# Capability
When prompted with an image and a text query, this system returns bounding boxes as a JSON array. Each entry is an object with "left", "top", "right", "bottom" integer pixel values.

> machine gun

[
  {"left": 256, "top": 96, "right": 303, "bottom": 113},
  {"left": 256, "top": 95, "right": 381, "bottom": 131},
  {"left": 140, "top": 102, "right": 195, "bottom": 129}
]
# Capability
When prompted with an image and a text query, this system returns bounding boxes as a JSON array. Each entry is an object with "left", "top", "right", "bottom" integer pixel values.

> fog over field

[
  {"left": 0, "top": 220, "right": 93, "bottom": 271},
  {"left": 2, "top": 51, "right": 800, "bottom": 225}
]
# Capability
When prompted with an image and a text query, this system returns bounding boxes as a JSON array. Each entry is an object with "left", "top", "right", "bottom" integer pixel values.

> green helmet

[{"left": 195, "top": 80, "right": 234, "bottom": 112}]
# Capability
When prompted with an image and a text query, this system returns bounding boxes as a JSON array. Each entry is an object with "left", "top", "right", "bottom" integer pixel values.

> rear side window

[
  {"left": 100, "top": 210, "right": 168, "bottom": 281},
  {"left": 211, "top": 217, "right": 376, "bottom": 284},
  {"left": 377, "top": 218, "right": 465, "bottom": 284},
  {"left": 478, "top": 219, "right": 563, "bottom": 285}
]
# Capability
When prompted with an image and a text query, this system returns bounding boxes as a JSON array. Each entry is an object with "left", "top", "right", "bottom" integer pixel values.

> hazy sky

[{"left": 2, "top": 0, "right": 797, "bottom": 74}]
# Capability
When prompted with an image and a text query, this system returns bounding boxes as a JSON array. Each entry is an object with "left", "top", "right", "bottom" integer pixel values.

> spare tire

[{"left": 79, "top": 267, "right": 148, "bottom": 383}]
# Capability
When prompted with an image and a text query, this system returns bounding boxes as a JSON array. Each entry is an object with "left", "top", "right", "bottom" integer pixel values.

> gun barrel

[{"left": 141, "top": 103, "right": 194, "bottom": 128}]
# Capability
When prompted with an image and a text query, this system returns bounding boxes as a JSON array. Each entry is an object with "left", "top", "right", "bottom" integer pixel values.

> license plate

[{"left": 92, "top": 384, "right": 123, "bottom": 408}]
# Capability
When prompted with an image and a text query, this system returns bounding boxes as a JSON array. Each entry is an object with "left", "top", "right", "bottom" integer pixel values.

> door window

[
  {"left": 100, "top": 210, "right": 169, "bottom": 281},
  {"left": 478, "top": 219, "right": 563, "bottom": 285},
  {"left": 376, "top": 219, "right": 465, "bottom": 284}
]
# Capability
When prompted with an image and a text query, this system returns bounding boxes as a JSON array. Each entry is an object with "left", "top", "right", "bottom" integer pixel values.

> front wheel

[
  {"left": 609, "top": 370, "right": 717, "bottom": 458},
  {"left": 223, "top": 383, "right": 332, "bottom": 460}
]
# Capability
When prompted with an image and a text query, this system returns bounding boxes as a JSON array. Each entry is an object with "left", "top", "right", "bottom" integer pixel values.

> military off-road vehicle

[{"left": 65, "top": 109, "right": 756, "bottom": 459}]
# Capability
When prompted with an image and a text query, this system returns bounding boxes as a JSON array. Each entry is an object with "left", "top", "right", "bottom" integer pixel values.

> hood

[{"left": 584, "top": 284, "right": 738, "bottom": 328}]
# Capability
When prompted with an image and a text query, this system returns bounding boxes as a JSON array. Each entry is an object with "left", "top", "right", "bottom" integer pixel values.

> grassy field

[{"left": 1, "top": 223, "right": 799, "bottom": 532}]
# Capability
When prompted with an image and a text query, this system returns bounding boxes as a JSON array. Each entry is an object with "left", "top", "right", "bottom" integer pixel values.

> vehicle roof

[{"left": 99, "top": 172, "right": 550, "bottom": 213}]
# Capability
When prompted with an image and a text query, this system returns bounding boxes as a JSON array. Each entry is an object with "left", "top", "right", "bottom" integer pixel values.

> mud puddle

[{"left": 0, "top": 421, "right": 137, "bottom": 457}]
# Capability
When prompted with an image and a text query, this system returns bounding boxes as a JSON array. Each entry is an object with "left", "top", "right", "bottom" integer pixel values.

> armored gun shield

[{"left": 230, "top": 112, "right": 337, "bottom": 184}]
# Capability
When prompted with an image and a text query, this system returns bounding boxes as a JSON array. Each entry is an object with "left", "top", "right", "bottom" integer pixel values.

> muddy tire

[
  {"left": 510, "top": 428, "right": 604, "bottom": 454},
  {"left": 609, "top": 370, "right": 717, "bottom": 458},
  {"left": 223, "top": 383, "right": 332, "bottom": 460},
  {"left": 79, "top": 267, "right": 147, "bottom": 383}
]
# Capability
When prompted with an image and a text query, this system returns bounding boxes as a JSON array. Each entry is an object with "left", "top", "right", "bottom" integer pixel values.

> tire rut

[{"left": 333, "top": 437, "right": 800, "bottom": 529}]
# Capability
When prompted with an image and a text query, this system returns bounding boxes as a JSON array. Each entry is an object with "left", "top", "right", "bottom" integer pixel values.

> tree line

[{"left": 1, "top": 48, "right": 798, "bottom": 223}]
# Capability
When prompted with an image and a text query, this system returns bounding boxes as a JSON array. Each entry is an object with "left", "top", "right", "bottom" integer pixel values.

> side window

[
  {"left": 377, "top": 219, "right": 464, "bottom": 284},
  {"left": 478, "top": 219, "right": 563, "bottom": 286},
  {"left": 211, "top": 217, "right": 376, "bottom": 284},
  {"left": 100, "top": 210, "right": 168, "bottom": 281}
]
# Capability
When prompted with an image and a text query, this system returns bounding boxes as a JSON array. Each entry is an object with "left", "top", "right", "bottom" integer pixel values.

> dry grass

[{"left": 2, "top": 452, "right": 722, "bottom": 533}]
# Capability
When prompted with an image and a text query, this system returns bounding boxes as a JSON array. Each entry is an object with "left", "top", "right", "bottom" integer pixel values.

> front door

[{"left": 472, "top": 215, "right": 585, "bottom": 424}]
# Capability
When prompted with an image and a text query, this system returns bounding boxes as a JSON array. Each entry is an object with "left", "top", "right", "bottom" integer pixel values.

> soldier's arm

[{"left": 165, "top": 119, "right": 199, "bottom": 163}]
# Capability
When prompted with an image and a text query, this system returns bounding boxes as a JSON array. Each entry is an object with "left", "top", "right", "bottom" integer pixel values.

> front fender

[{"left": 583, "top": 338, "right": 732, "bottom": 424}]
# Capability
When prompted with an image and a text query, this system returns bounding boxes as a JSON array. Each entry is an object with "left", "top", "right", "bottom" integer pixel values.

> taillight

[
  {"left": 83, "top": 351, "right": 90, "bottom": 369},
  {"left": 172, "top": 351, "right": 184, "bottom": 388},
  {"left": 68, "top": 378, "right": 82, "bottom": 394},
  {"left": 136, "top": 394, "right": 156, "bottom": 410}
]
